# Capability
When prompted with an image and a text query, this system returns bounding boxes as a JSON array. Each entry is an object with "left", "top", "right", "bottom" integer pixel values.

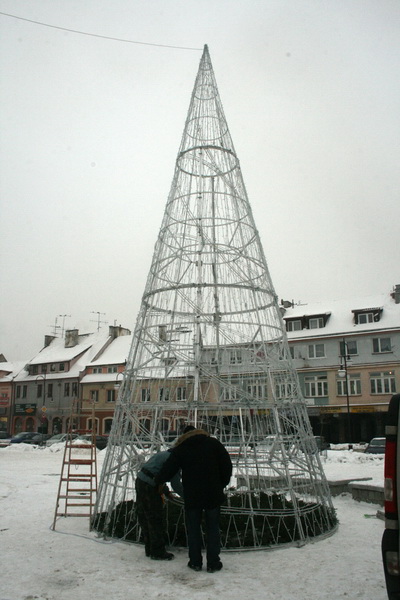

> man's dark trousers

[
  {"left": 185, "top": 507, "right": 220, "bottom": 567},
  {"left": 135, "top": 478, "right": 167, "bottom": 558}
]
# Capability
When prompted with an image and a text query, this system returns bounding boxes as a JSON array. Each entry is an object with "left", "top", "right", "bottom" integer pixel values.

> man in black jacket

[{"left": 156, "top": 426, "right": 232, "bottom": 573}]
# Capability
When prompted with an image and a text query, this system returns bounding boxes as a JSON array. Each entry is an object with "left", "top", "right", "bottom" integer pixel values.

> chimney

[
  {"left": 65, "top": 329, "right": 79, "bottom": 348},
  {"left": 390, "top": 284, "right": 400, "bottom": 304},
  {"left": 109, "top": 325, "right": 131, "bottom": 339},
  {"left": 44, "top": 335, "right": 56, "bottom": 348}
]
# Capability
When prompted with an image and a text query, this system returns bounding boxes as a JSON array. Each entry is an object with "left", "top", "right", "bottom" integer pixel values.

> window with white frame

[
  {"left": 158, "top": 388, "right": 170, "bottom": 402},
  {"left": 107, "top": 366, "right": 117, "bottom": 373},
  {"left": 104, "top": 418, "right": 113, "bottom": 434},
  {"left": 339, "top": 340, "right": 358, "bottom": 357},
  {"left": 221, "top": 385, "right": 240, "bottom": 403},
  {"left": 286, "top": 319, "right": 302, "bottom": 332},
  {"left": 64, "top": 383, "right": 70, "bottom": 397},
  {"left": 308, "top": 343, "right": 325, "bottom": 359},
  {"left": 141, "top": 388, "right": 151, "bottom": 402},
  {"left": 275, "top": 381, "right": 294, "bottom": 399},
  {"left": 230, "top": 350, "right": 243, "bottom": 364},
  {"left": 304, "top": 375, "right": 328, "bottom": 397},
  {"left": 107, "top": 389, "right": 116, "bottom": 402},
  {"left": 337, "top": 374, "right": 361, "bottom": 396},
  {"left": 176, "top": 387, "right": 187, "bottom": 402},
  {"left": 357, "top": 312, "right": 374, "bottom": 324},
  {"left": 93, "top": 367, "right": 103, "bottom": 374},
  {"left": 87, "top": 418, "right": 99, "bottom": 434},
  {"left": 309, "top": 317, "right": 324, "bottom": 329},
  {"left": 247, "top": 382, "right": 266, "bottom": 401},
  {"left": 370, "top": 372, "right": 396, "bottom": 395},
  {"left": 90, "top": 389, "right": 99, "bottom": 402},
  {"left": 372, "top": 337, "right": 392, "bottom": 353},
  {"left": 210, "top": 351, "right": 219, "bottom": 365}
]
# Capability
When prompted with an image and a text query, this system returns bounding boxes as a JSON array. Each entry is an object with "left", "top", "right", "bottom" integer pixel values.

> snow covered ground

[{"left": 0, "top": 444, "right": 388, "bottom": 600}]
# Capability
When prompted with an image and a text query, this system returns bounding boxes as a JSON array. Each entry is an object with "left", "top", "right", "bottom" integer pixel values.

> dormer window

[
  {"left": 358, "top": 312, "right": 373, "bottom": 324},
  {"left": 352, "top": 307, "right": 382, "bottom": 324},
  {"left": 306, "top": 313, "right": 330, "bottom": 329},
  {"left": 286, "top": 319, "right": 302, "bottom": 332},
  {"left": 285, "top": 313, "right": 330, "bottom": 332},
  {"left": 309, "top": 317, "right": 324, "bottom": 329}
]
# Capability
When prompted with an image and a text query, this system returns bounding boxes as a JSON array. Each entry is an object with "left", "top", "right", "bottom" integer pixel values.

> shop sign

[
  {"left": 351, "top": 406, "right": 376, "bottom": 413},
  {"left": 15, "top": 404, "right": 37, "bottom": 415},
  {"left": 320, "top": 406, "right": 343, "bottom": 414}
]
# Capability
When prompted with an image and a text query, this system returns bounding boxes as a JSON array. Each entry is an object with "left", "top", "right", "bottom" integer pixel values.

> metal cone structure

[{"left": 93, "top": 45, "right": 337, "bottom": 549}]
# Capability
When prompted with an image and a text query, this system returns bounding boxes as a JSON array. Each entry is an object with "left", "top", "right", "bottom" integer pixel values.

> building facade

[
  {"left": 79, "top": 334, "right": 131, "bottom": 435},
  {"left": 10, "top": 326, "right": 130, "bottom": 435},
  {"left": 4, "top": 286, "right": 399, "bottom": 443},
  {"left": 283, "top": 284, "right": 400, "bottom": 443}
]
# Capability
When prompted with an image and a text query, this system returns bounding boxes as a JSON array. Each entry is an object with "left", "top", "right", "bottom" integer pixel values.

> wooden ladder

[{"left": 51, "top": 404, "right": 97, "bottom": 530}]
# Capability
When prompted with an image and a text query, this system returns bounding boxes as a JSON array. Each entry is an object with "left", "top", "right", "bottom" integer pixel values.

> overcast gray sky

[{"left": 1, "top": 0, "right": 399, "bottom": 361}]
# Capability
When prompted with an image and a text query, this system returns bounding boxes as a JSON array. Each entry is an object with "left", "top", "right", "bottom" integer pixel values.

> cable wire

[{"left": 0, "top": 11, "right": 202, "bottom": 51}]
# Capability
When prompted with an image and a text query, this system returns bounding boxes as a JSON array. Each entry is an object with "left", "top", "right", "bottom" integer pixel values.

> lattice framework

[{"left": 93, "top": 45, "right": 336, "bottom": 550}]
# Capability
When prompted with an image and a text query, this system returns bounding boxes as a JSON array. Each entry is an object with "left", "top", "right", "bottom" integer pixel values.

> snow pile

[{"left": 321, "top": 449, "right": 384, "bottom": 488}]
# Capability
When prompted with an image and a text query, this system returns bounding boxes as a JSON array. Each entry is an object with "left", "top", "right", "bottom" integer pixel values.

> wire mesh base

[{"left": 92, "top": 492, "right": 337, "bottom": 551}]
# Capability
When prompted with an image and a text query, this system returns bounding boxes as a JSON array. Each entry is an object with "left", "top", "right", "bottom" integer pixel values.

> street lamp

[
  {"left": 338, "top": 338, "right": 352, "bottom": 445},
  {"left": 114, "top": 371, "right": 124, "bottom": 391}
]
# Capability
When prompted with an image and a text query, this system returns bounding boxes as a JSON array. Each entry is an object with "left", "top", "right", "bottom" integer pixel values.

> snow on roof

[
  {"left": 28, "top": 333, "right": 96, "bottom": 364},
  {"left": 0, "top": 361, "right": 28, "bottom": 382},
  {"left": 89, "top": 334, "right": 132, "bottom": 366},
  {"left": 80, "top": 373, "right": 122, "bottom": 384},
  {"left": 283, "top": 293, "right": 400, "bottom": 339},
  {"left": 14, "top": 331, "right": 115, "bottom": 382}
]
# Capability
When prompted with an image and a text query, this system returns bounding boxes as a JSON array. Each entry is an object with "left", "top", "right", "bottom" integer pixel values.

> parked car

[
  {"left": 23, "top": 433, "right": 53, "bottom": 446},
  {"left": 45, "top": 433, "right": 78, "bottom": 447},
  {"left": 365, "top": 437, "right": 386, "bottom": 454},
  {"left": 78, "top": 434, "right": 109, "bottom": 450},
  {"left": 9, "top": 432, "right": 39, "bottom": 444},
  {"left": 0, "top": 431, "right": 12, "bottom": 447},
  {"left": 382, "top": 394, "right": 400, "bottom": 599}
]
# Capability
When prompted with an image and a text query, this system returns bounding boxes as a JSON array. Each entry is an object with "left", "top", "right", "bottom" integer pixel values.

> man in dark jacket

[
  {"left": 135, "top": 450, "right": 183, "bottom": 561},
  {"left": 156, "top": 426, "right": 232, "bottom": 573}
]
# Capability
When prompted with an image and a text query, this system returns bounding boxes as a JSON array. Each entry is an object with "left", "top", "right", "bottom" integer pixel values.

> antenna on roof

[
  {"left": 49, "top": 316, "right": 62, "bottom": 337},
  {"left": 90, "top": 311, "right": 107, "bottom": 331},
  {"left": 58, "top": 314, "right": 71, "bottom": 337}
]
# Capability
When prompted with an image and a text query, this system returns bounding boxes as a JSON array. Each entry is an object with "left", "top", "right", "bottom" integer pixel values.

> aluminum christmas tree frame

[{"left": 93, "top": 45, "right": 337, "bottom": 550}]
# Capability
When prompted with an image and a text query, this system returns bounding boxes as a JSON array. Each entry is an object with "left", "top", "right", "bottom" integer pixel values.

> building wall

[{"left": 286, "top": 304, "right": 400, "bottom": 442}]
